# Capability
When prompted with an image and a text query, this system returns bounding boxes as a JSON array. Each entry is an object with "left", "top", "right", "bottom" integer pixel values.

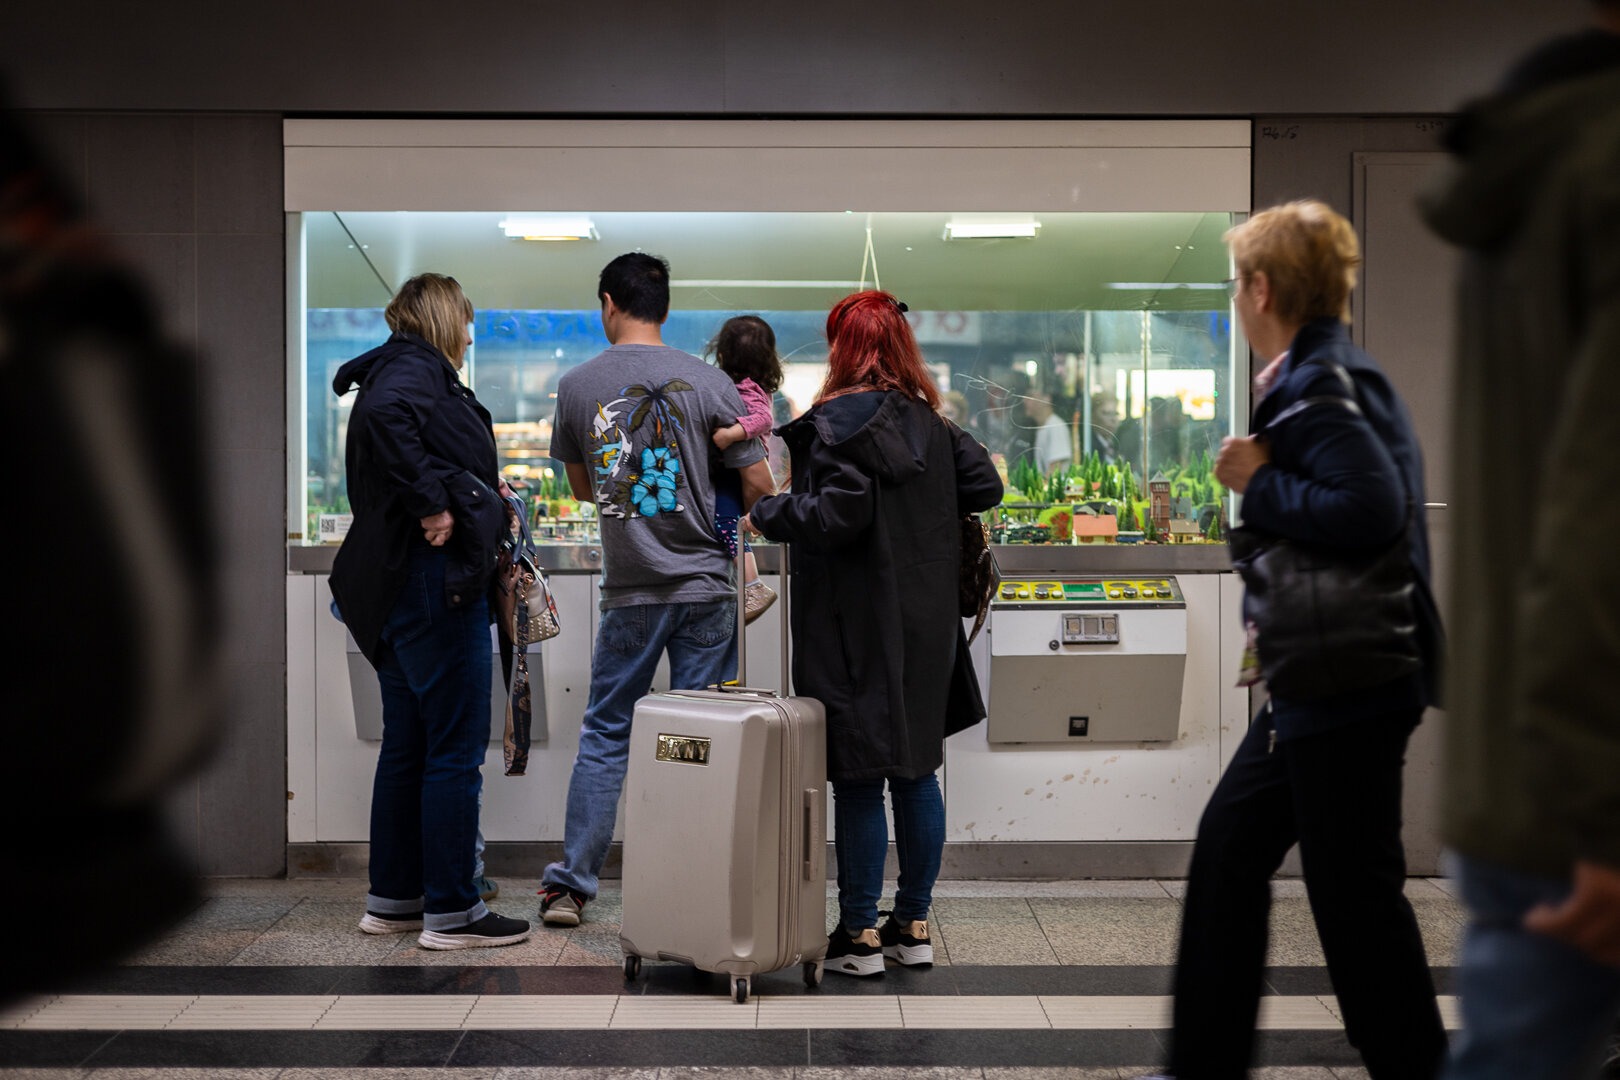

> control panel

[{"left": 994, "top": 578, "right": 1182, "bottom": 605}]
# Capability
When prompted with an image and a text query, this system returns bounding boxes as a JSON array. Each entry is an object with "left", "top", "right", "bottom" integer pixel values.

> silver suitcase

[{"left": 619, "top": 545, "right": 828, "bottom": 1003}]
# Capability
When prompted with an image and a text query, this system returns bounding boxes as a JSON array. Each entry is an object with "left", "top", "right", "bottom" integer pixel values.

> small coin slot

[{"left": 1069, "top": 716, "right": 1090, "bottom": 737}]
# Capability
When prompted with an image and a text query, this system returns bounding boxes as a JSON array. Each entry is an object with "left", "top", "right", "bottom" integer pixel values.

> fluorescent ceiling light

[
  {"left": 499, "top": 216, "right": 597, "bottom": 241},
  {"left": 671, "top": 279, "right": 865, "bottom": 289},
  {"left": 944, "top": 214, "right": 1041, "bottom": 240},
  {"left": 1106, "top": 282, "right": 1227, "bottom": 290}
]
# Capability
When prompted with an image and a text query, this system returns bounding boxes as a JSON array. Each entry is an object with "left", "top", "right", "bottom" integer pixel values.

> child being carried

[{"left": 708, "top": 315, "right": 781, "bottom": 625}]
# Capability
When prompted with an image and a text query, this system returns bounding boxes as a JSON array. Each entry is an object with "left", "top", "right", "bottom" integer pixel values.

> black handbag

[
  {"left": 1227, "top": 363, "right": 1422, "bottom": 702},
  {"left": 959, "top": 513, "right": 1000, "bottom": 645}
]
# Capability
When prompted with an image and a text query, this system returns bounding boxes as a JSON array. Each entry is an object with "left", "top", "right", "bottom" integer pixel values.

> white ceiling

[{"left": 305, "top": 211, "right": 1235, "bottom": 314}]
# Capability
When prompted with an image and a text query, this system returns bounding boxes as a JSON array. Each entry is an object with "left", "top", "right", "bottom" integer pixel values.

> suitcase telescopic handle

[{"left": 735, "top": 535, "right": 792, "bottom": 697}]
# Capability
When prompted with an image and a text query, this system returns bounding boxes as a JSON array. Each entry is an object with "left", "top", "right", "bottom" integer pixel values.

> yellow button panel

[{"left": 995, "top": 578, "right": 1180, "bottom": 603}]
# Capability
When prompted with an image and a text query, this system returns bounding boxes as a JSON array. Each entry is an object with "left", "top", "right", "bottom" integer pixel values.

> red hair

[{"left": 816, "top": 291, "right": 940, "bottom": 409}]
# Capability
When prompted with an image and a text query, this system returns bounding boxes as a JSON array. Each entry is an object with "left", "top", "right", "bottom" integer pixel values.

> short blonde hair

[
  {"left": 1224, "top": 201, "right": 1360, "bottom": 325},
  {"left": 385, "top": 273, "right": 475, "bottom": 367}
]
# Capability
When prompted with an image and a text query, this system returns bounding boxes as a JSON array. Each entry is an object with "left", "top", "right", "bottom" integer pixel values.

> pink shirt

[{"left": 735, "top": 377, "right": 774, "bottom": 440}]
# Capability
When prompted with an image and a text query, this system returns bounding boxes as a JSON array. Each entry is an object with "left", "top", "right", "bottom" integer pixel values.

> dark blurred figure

[
  {"left": 1086, "top": 391, "right": 1123, "bottom": 465},
  {"left": 0, "top": 103, "right": 219, "bottom": 999},
  {"left": 1423, "top": 4, "right": 1620, "bottom": 1079}
]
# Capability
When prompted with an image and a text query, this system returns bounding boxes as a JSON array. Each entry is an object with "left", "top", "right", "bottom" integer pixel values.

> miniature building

[
  {"left": 1170, "top": 496, "right": 1195, "bottom": 520},
  {"left": 1169, "top": 519, "right": 1202, "bottom": 544},
  {"left": 1073, "top": 513, "right": 1119, "bottom": 544},
  {"left": 1149, "top": 472, "right": 1171, "bottom": 534}
]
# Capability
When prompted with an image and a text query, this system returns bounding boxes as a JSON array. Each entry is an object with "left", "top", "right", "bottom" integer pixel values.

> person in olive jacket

[
  {"left": 329, "top": 273, "right": 529, "bottom": 951},
  {"left": 747, "top": 291, "right": 1002, "bottom": 977}
]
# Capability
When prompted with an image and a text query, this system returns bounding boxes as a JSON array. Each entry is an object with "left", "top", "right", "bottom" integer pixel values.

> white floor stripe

[{"left": 9, "top": 991, "right": 1470, "bottom": 1031}]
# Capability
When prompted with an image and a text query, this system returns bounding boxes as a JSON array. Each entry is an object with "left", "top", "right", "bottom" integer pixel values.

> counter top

[{"left": 288, "top": 542, "right": 1231, "bottom": 575}]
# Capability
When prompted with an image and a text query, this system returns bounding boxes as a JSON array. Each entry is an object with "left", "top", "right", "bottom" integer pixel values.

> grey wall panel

[
  {"left": 197, "top": 660, "right": 288, "bottom": 877},
  {"left": 36, "top": 110, "right": 290, "bottom": 875},
  {"left": 195, "top": 116, "right": 286, "bottom": 235},
  {"left": 0, "top": 0, "right": 1587, "bottom": 116},
  {"left": 200, "top": 233, "right": 287, "bottom": 451},
  {"left": 86, "top": 114, "right": 196, "bottom": 234},
  {"left": 1253, "top": 117, "right": 1456, "bottom": 218}
]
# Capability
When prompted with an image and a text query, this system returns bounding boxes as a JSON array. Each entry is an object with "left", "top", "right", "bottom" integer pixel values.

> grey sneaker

[
  {"left": 474, "top": 875, "right": 500, "bottom": 901},
  {"left": 539, "top": 884, "right": 587, "bottom": 926}
]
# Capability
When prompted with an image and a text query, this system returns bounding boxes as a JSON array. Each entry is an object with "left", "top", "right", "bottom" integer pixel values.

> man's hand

[
  {"left": 421, "top": 510, "right": 454, "bottom": 546},
  {"left": 1525, "top": 860, "right": 1620, "bottom": 968},
  {"left": 1215, "top": 435, "right": 1271, "bottom": 494}
]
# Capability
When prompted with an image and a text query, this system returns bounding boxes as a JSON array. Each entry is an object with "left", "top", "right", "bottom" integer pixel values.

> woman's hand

[
  {"left": 421, "top": 510, "right": 454, "bottom": 546},
  {"left": 1215, "top": 435, "right": 1271, "bottom": 494}
]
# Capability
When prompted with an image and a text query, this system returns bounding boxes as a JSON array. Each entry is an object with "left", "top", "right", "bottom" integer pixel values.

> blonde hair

[
  {"left": 385, "top": 273, "right": 475, "bottom": 367},
  {"left": 1224, "top": 201, "right": 1361, "bottom": 325}
]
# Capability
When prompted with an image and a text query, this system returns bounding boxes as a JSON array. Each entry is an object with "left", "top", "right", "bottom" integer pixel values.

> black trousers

[{"left": 1167, "top": 705, "right": 1447, "bottom": 1080}]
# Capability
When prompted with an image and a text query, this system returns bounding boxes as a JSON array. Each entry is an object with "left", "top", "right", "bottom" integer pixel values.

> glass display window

[{"left": 292, "top": 208, "right": 1244, "bottom": 546}]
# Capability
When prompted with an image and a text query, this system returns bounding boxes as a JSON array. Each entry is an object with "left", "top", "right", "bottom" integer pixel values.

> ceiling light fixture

[
  {"left": 944, "top": 214, "right": 1041, "bottom": 240},
  {"left": 499, "top": 216, "right": 598, "bottom": 241}
]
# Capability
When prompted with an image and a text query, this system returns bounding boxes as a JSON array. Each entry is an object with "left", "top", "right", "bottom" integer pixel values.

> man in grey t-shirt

[{"left": 538, "top": 253, "right": 774, "bottom": 926}]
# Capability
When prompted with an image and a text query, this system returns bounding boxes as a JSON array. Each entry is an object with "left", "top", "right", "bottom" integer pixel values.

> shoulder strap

[{"left": 1260, "top": 359, "right": 1361, "bottom": 432}]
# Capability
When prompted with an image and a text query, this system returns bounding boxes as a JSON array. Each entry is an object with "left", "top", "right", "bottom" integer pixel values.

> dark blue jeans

[
  {"left": 367, "top": 546, "right": 491, "bottom": 932},
  {"left": 543, "top": 599, "right": 738, "bottom": 899},
  {"left": 833, "top": 772, "right": 945, "bottom": 930}
]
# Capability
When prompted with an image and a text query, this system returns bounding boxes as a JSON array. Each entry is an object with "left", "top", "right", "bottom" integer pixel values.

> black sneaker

[
  {"left": 824, "top": 924, "right": 884, "bottom": 977},
  {"left": 417, "top": 911, "right": 531, "bottom": 950},
  {"left": 538, "top": 884, "right": 588, "bottom": 926},
  {"left": 358, "top": 910, "right": 423, "bottom": 935},
  {"left": 878, "top": 910, "right": 934, "bottom": 966}
]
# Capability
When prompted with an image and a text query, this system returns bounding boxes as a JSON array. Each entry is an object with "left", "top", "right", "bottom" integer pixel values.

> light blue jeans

[
  {"left": 1442, "top": 852, "right": 1620, "bottom": 1080},
  {"left": 542, "top": 599, "right": 738, "bottom": 899}
]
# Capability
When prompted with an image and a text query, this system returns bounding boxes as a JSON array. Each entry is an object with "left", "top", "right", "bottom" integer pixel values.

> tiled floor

[{"left": 0, "top": 878, "right": 1466, "bottom": 1077}]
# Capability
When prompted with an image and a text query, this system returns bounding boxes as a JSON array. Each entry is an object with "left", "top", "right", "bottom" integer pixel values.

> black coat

[
  {"left": 329, "top": 332, "right": 503, "bottom": 666},
  {"left": 1241, "top": 318, "right": 1443, "bottom": 729},
  {"left": 750, "top": 392, "right": 1003, "bottom": 782}
]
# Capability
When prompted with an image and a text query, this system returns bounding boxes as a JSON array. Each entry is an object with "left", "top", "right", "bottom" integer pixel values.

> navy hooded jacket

[
  {"left": 1241, "top": 317, "right": 1443, "bottom": 738},
  {"left": 328, "top": 331, "right": 502, "bottom": 666}
]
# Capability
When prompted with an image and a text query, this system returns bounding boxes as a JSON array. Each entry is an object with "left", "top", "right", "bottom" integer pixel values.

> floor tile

[
  {"left": 1249, "top": 1030, "right": 1361, "bottom": 1069},
  {"left": 207, "top": 879, "right": 369, "bottom": 899},
  {"left": 167, "top": 995, "right": 335, "bottom": 1029},
  {"left": 120, "top": 933, "right": 261, "bottom": 967},
  {"left": 755, "top": 996, "right": 902, "bottom": 1029},
  {"left": 1330, "top": 1068, "right": 1372, "bottom": 1079},
  {"left": 659, "top": 1069, "right": 795, "bottom": 1080},
  {"left": 463, "top": 994, "right": 617, "bottom": 1029},
  {"left": 1039, "top": 995, "right": 1172, "bottom": 1029},
  {"left": 952, "top": 967, "right": 1174, "bottom": 997},
  {"left": 382, "top": 932, "right": 566, "bottom": 967},
  {"left": 0, "top": 1069, "right": 87, "bottom": 1080},
  {"left": 0, "top": 1032, "right": 117, "bottom": 1068},
  {"left": 83, "top": 1030, "right": 463, "bottom": 1068},
  {"left": 453, "top": 1029, "right": 807, "bottom": 1067},
  {"left": 1030, "top": 900, "right": 1182, "bottom": 966},
  {"left": 982, "top": 1070, "right": 1129, "bottom": 1079},
  {"left": 228, "top": 902, "right": 405, "bottom": 967},
  {"left": 0, "top": 998, "right": 56, "bottom": 1030},
  {"left": 279, "top": 1070, "right": 496, "bottom": 1079},
  {"left": 610, "top": 997, "right": 759, "bottom": 1029},
  {"left": 800, "top": 1069, "right": 984, "bottom": 1080},
  {"left": 928, "top": 899, "right": 1056, "bottom": 966},
  {"left": 62, "top": 967, "right": 341, "bottom": 997},
  {"left": 80, "top": 1070, "right": 283, "bottom": 1079},
  {"left": 1254, "top": 998, "right": 1341, "bottom": 1030},
  {"left": 808, "top": 1030, "right": 1163, "bottom": 1069},
  {"left": 21, "top": 997, "right": 195, "bottom": 1031},
  {"left": 491, "top": 1069, "right": 659, "bottom": 1080},
  {"left": 899, "top": 996, "right": 1049, "bottom": 1029},
  {"left": 315, "top": 994, "right": 476, "bottom": 1029}
]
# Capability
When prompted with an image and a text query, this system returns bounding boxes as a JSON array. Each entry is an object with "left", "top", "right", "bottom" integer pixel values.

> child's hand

[{"left": 712, "top": 422, "right": 745, "bottom": 450}]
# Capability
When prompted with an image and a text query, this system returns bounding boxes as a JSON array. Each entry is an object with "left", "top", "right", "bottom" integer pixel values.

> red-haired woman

[{"left": 746, "top": 291, "right": 1003, "bottom": 977}]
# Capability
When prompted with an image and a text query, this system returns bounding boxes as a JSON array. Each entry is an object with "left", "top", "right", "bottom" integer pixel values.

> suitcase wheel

[
  {"left": 803, "top": 961, "right": 822, "bottom": 988},
  {"left": 732, "top": 976, "right": 750, "bottom": 1004},
  {"left": 622, "top": 954, "right": 641, "bottom": 980}
]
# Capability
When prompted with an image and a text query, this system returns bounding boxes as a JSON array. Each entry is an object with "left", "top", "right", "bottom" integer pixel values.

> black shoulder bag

[{"left": 1226, "top": 362, "right": 1422, "bottom": 702}]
